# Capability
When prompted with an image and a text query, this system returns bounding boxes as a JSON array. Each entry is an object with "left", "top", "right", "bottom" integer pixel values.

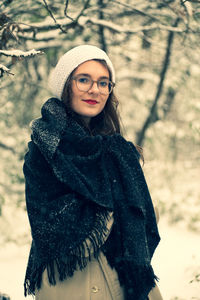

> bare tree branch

[
  {"left": 110, "top": 0, "right": 170, "bottom": 25},
  {"left": 74, "top": 0, "right": 91, "bottom": 22},
  {"left": 64, "top": 0, "right": 71, "bottom": 19},
  {"left": 63, "top": 0, "right": 76, "bottom": 21},
  {"left": 42, "top": 0, "right": 69, "bottom": 33},
  {"left": 0, "top": 141, "right": 16, "bottom": 154}
]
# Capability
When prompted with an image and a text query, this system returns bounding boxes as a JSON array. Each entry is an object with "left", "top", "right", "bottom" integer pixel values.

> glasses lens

[
  {"left": 76, "top": 75, "right": 92, "bottom": 92},
  {"left": 98, "top": 79, "right": 109, "bottom": 95}
]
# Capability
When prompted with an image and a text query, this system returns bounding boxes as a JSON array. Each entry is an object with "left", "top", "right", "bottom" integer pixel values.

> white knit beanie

[{"left": 48, "top": 45, "right": 115, "bottom": 100}]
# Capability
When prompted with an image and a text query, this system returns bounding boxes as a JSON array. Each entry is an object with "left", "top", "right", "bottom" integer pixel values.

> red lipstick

[{"left": 83, "top": 100, "right": 98, "bottom": 105}]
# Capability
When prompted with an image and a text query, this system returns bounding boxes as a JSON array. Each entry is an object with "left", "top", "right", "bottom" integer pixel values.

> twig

[
  {"left": 0, "top": 64, "right": 14, "bottom": 78},
  {"left": 110, "top": 0, "right": 169, "bottom": 25},
  {"left": 64, "top": 0, "right": 69, "bottom": 17},
  {"left": 75, "top": 0, "right": 90, "bottom": 23},
  {"left": 64, "top": 0, "right": 74, "bottom": 21},
  {"left": 181, "top": 0, "right": 193, "bottom": 30},
  {"left": 42, "top": 0, "right": 68, "bottom": 33},
  {"left": 0, "top": 142, "right": 16, "bottom": 154}
]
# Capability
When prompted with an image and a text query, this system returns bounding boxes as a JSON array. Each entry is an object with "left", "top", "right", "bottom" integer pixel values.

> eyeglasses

[{"left": 72, "top": 75, "right": 115, "bottom": 95}]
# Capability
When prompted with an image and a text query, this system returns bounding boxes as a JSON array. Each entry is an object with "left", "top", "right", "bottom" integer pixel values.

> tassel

[
  {"left": 24, "top": 209, "right": 112, "bottom": 295},
  {"left": 24, "top": 263, "right": 46, "bottom": 296}
]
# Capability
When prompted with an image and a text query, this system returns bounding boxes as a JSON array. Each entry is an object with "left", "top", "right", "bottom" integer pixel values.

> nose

[{"left": 88, "top": 81, "right": 99, "bottom": 94}]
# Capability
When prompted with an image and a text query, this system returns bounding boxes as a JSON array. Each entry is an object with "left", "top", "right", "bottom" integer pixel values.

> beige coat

[{"left": 35, "top": 252, "right": 163, "bottom": 300}]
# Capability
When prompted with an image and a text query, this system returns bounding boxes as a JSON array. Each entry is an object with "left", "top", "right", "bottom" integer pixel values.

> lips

[{"left": 83, "top": 99, "right": 98, "bottom": 105}]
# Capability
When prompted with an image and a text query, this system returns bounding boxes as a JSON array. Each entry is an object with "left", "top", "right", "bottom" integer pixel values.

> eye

[
  {"left": 99, "top": 80, "right": 109, "bottom": 87},
  {"left": 77, "top": 76, "right": 90, "bottom": 84}
]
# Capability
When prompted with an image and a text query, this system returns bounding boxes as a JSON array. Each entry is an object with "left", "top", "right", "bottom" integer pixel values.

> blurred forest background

[{"left": 0, "top": 0, "right": 200, "bottom": 299}]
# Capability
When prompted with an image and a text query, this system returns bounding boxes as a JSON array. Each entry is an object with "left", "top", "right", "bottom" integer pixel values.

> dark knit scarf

[{"left": 24, "top": 97, "right": 160, "bottom": 300}]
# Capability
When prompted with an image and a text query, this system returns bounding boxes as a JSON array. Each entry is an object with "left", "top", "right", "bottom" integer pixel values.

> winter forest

[{"left": 0, "top": 0, "right": 200, "bottom": 299}]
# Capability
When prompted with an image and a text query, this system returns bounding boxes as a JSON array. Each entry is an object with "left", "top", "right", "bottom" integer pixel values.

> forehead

[{"left": 73, "top": 60, "right": 109, "bottom": 77}]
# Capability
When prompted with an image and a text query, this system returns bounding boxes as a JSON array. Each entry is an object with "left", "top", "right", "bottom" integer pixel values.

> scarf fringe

[
  {"left": 24, "top": 209, "right": 112, "bottom": 296},
  {"left": 102, "top": 229, "right": 159, "bottom": 300},
  {"left": 116, "top": 263, "right": 158, "bottom": 299}
]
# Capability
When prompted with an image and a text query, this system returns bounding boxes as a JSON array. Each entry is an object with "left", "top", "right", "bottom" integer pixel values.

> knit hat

[{"left": 49, "top": 45, "right": 115, "bottom": 100}]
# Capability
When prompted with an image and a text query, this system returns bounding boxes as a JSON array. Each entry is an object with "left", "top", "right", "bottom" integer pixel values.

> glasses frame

[{"left": 72, "top": 75, "right": 115, "bottom": 95}]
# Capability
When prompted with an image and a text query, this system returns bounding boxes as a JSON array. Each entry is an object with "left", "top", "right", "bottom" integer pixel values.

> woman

[{"left": 23, "top": 45, "right": 162, "bottom": 300}]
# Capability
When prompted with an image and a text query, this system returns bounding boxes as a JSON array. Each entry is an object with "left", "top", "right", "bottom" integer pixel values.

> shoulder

[
  {"left": 126, "top": 141, "right": 141, "bottom": 160},
  {"left": 24, "top": 140, "right": 44, "bottom": 162},
  {"left": 23, "top": 140, "right": 51, "bottom": 175}
]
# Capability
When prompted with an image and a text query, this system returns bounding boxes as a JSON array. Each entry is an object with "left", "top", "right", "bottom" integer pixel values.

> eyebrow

[{"left": 76, "top": 73, "right": 109, "bottom": 80}]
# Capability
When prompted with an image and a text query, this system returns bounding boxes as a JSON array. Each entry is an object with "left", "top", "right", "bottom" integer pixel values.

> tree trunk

[
  {"left": 136, "top": 18, "right": 179, "bottom": 146},
  {"left": 98, "top": 0, "right": 107, "bottom": 52}
]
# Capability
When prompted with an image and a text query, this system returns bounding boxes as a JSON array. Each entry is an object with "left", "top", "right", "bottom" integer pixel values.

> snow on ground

[
  {"left": 0, "top": 218, "right": 199, "bottom": 300},
  {"left": 152, "top": 218, "right": 200, "bottom": 300}
]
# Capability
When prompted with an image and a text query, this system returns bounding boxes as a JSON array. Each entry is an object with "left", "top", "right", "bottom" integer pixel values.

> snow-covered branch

[
  {"left": 0, "top": 50, "right": 43, "bottom": 78},
  {"left": 20, "top": 16, "right": 188, "bottom": 39},
  {"left": 0, "top": 64, "right": 13, "bottom": 78},
  {"left": 82, "top": 17, "right": 186, "bottom": 34},
  {"left": 20, "top": 18, "right": 74, "bottom": 33},
  {"left": 0, "top": 49, "right": 43, "bottom": 58}
]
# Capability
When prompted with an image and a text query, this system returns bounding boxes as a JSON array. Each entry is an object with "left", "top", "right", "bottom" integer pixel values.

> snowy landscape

[{"left": 1, "top": 1, "right": 200, "bottom": 300}]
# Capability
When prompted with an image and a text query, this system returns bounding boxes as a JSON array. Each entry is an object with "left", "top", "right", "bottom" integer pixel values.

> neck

[{"left": 81, "top": 116, "right": 91, "bottom": 126}]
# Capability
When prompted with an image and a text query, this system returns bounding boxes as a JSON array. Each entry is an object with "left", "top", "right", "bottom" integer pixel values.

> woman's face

[{"left": 70, "top": 60, "right": 110, "bottom": 123}]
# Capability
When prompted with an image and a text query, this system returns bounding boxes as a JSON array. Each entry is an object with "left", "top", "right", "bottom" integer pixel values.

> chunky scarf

[{"left": 24, "top": 97, "right": 160, "bottom": 300}]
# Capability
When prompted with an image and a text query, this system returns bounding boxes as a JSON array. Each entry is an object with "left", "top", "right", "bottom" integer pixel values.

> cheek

[
  {"left": 98, "top": 96, "right": 109, "bottom": 113},
  {"left": 101, "top": 95, "right": 109, "bottom": 106},
  {"left": 71, "top": 82, "right": 77, "bottom": 99},
  {"left": 71, "top": 84, "right": 82, "bottom": 105}
]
